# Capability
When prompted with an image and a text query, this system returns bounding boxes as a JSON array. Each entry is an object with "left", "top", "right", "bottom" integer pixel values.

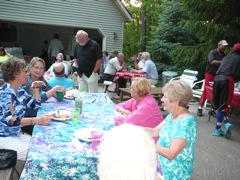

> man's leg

[{"left": 86, "top": 72, "right": 99, "bottom": 93}]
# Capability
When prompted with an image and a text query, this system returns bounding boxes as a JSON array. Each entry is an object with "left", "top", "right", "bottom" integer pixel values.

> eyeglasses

[{"left": 33, "top": 66, "right": 44, "bottom": 71}]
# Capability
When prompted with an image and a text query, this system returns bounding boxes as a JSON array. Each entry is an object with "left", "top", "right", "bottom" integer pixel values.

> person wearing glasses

[
  {"left": 21, "top": 57, "right": 65, "bottom": 135},
  {"left": 0, "top": 57, "right": 51, "bottom": 161}
]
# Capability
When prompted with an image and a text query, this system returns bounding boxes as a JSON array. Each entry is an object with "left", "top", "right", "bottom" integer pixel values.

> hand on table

[
  {"left": 38, "top": 114, "right": 51, "bottom": 125},
  {"left": 53, "top": 85, "right": 66, "bottom": 95}
]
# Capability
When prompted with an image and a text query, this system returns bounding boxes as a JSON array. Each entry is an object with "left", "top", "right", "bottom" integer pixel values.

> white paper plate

[
  {"left": 48, "top": 110, "right": 71, "bottom": 121},
  {"left": 64, "top": 89, "right": 79, "bottom": 99},
  {"left": 74, "top": 128, "right": 103, "bottom": 142}
]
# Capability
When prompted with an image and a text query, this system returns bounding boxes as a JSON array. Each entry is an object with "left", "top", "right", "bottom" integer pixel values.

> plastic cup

[
  {"left": 71, "top": 108, "right": 80, "bottom": 122},
  {"left": 75, "top": 98, "right": 82, "bottom": 114},
  {"left": 114, "top": 116, "right": 124, "bottom": 126},
  {"left": 91, "top": 130, "right": 104, "bottom": 151},
  {"left": 56, "top": 90, "right": 63, "bottom": 101}
]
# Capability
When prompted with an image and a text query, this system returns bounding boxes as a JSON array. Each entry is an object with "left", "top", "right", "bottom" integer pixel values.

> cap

[
  {"left": 233, "top": 43, "right": 240, "bottom": 52},
  {"left": 218, "top": 40, "right": 229, "bottom": 46}
]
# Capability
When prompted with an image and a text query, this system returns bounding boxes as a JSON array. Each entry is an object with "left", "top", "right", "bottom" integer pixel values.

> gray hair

[
  {"left": 76, "top": 30, "right": 88, "bottom": 37},
  {"left": 142, "top": 52, "right": 151, "bottom": 60}
]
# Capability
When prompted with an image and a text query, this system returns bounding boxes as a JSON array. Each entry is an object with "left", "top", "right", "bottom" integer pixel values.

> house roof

[{"left": 113, "top": 0, "right": 133, "bottom": 22}]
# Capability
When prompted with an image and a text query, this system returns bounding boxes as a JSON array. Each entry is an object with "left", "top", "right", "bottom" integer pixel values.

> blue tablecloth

[{"left": 20, "top": 93, "right": 115, "bottom": 180}]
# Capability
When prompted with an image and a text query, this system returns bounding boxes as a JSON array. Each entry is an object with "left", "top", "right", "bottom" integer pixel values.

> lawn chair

[{"left": 170, "top": 69, "right": 198, "bottom": 88}]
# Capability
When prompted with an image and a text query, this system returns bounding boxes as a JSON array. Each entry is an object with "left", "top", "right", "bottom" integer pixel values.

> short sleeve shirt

[
  {"left": 157, "top": 114, "right": 197, "bottom": 180},
  {"left": 206, "top": 49, "right": 225, "bottom": 75}
]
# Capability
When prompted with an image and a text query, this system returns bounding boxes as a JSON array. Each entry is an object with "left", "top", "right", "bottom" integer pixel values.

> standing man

[
  {"left": 74, "top": 30, "right": 102, "bottom": 93},
  {"left": 197, "top": 40, "right": 229, "bottom": 116},
  {"left": 212, "top": 43, "right": 240, "bottom": 139},
  {"left": 48, "top": 33, "right": 63, "bottom": 66}
]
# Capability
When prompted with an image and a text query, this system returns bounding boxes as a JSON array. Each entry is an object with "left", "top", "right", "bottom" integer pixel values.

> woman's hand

[
  {"left": 117, "top": 108, "right": 132, "bottom": 115},
  {"left": 31, "top": 81, "right": 46, "bottom": 89},
  {"left": 53, "top": 85, "right": 66, "bottom": 95},
  {"left": 38, "top": 114, "right": 51, "bottom": 125}
]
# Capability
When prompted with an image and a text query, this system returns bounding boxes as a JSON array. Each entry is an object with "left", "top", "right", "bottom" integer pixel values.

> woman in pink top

[{"left": 114, "top": 77, "right": 163, "bottom": 142}]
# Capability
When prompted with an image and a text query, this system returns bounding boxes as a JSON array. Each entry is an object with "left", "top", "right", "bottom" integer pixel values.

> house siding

[{"left": 0, "top": 0, "right": 131, "bottom": 55}]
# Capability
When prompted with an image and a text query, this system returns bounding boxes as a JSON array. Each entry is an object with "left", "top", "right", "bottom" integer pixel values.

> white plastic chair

[{"left": 170, "top": 69, "right": 198, "bottom": 88}]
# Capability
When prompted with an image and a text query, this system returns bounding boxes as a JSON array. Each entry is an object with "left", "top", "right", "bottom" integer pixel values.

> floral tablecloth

[{"left": 20, "top": 93, "right": 115, "bottom": 180}]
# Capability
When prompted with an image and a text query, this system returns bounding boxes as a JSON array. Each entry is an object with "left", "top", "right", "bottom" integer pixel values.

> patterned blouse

[
  {"left": 0, "top": 83, "right": 41, "bottom": 137},
  {"left": 22, "top": 76, "right": 52, "bottom": 117},
  {"left": 157, "top": 114, "right": 197, "bottom": 180}
]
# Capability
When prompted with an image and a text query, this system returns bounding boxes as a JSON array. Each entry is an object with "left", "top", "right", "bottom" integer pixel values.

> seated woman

[
  {"left": 114, "top": 77, "right": 163, "bottom": 142},
  {"left": 22, "top": 57, "right": 65, "bottom": 135},
  {"left": 146, "top": 80, "right": 197, "bottom": 179},
  {"left": 0, "top": 57, "right": 51, "bottom": 161},
  {"left": 98, "top": 124, "right": 158, "bottom": 180}
]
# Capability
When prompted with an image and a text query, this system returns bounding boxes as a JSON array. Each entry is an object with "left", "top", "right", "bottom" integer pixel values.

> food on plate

[
  {"left": 65, "top": 89, "right": 79, "bottom": 98},
  {"left": 51, "top": 113, "right": 70, "bottom": 119}
]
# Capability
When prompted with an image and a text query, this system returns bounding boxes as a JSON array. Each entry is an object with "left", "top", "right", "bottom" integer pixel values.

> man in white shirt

[
  {"left": 134, "top": 52, "right": 158, "bottom": 85},
  {"left": 44, "top": 53, "right": 69, "bottom": 80},
  {"left": 48, "top": 33, "right": 63, "bottom": 65},
  {"left": 103, "top": 53, "right": 126, "bottom": 94}
]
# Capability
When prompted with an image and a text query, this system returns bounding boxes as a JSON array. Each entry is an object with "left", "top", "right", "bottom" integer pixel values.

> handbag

[{"left": 0, "top": 149, "right": 17, "bottom": 170}]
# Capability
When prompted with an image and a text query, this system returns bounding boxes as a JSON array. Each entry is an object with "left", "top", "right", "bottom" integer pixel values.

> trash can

[{"left": 162, "top": 71, "right": 178, "bottom": 86}]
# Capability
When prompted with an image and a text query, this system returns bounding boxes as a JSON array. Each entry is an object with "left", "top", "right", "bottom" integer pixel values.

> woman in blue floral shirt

[
  {"left": 0, "top": 57, "right": 51, "bottom": 160},
  {"left": 147, "top": 80, "right": 197, "bottom": 180}
]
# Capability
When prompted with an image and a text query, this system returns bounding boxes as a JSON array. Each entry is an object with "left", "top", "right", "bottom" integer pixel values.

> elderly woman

[
  {"left": 22, "top": 57, "right": 65, "bottom": 135},
  {"left": 98, "top": 124, "right": 158, "bottom": 180},
  {"left": 114, "top": 77, "right": 163, "bottom": 142},
  {"left": 0, "top": 57, "right": 51, "bottom": 160},
  {"left": 147, "top": 80, "right": 197, "bottom": 179}
]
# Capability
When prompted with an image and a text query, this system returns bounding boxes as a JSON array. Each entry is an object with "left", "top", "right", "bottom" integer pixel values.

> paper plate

[
  {"left": 48, "top": 110, "right": 71, "bottom": 121},
  {"left": 74, "top": 128, "right": 103, "bottom": 142},
  {"left": 64, "top": 89, "right": 79, "bottom": 99}
]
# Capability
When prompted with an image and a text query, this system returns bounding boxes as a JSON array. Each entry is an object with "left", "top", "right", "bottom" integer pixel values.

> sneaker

[
  {"left": 213, "top": 129, "right": 225, "bottom": 136},
  {"left": 225, "top": 123, "right": 233, "bottom": 139},
  {"left": 197, "top": 108, "right": 203, "bottom": 117}
]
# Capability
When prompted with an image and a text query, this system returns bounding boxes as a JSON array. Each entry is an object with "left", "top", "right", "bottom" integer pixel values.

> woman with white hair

[{"left": 97, "top": 124, "right": 158, "bottom": 180}]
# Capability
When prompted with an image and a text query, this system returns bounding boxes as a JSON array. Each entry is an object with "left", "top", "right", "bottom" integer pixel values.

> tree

[
  {"left": 147, "top": 0, "right": 190, "bottom": 63},
  {"left": 182, "top": 0, "right": 240, "bottom": 45}
]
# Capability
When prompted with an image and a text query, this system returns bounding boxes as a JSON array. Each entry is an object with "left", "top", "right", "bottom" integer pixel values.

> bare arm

[
  {"left": 31, "top": 81, "right": 46, "bottom": 100},
  {"left": 93, "top": 58, "right": 102, "bottom": 73},
  {"left": 211, "top": 60, "right": 222, "bottom": 66},
  {"left": 46, "top": 85, "right": 65, "bottom": 99},
  {"left": 20, "top": 115, "right": 51, "bottom": 126},
  {"left": 155, "top": 138, "right": 187, "bottom": 160},
  {"left": 116, "top": 107, "right": 132, "bottom": 115}
]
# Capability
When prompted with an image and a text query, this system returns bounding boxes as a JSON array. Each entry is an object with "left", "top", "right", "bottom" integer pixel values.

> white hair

[
  {"left": 76, "top": 30, "right": 88, "bottom": 37},
  {"left": 97, "top": 124, "right": 157, "bottom": 180},
  {"left": 142, "top": 52, "right": 151, "bottom": 60}
]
